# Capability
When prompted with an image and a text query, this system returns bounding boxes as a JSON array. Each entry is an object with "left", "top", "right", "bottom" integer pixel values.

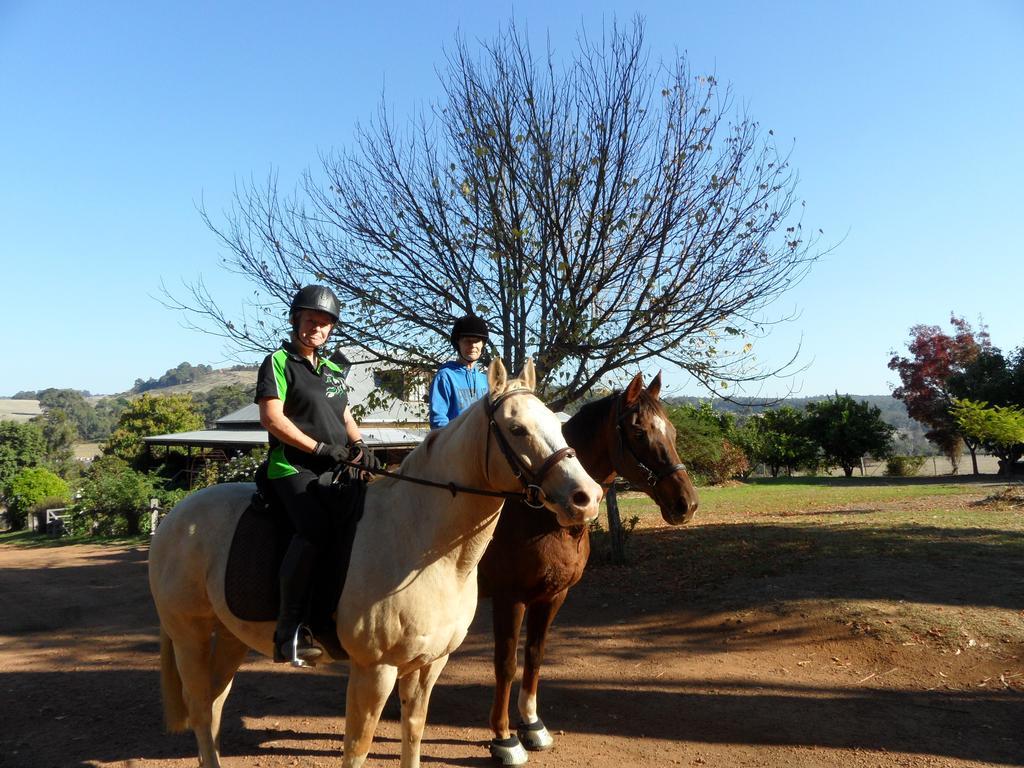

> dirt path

[{"left": 1, "top": 529, "right": 1021, "bottom": 768}]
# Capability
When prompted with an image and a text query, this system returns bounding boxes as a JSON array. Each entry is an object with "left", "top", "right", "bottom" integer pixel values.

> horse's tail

[{"left": 159, "top": 626, "right": 190, "bottom": 732}]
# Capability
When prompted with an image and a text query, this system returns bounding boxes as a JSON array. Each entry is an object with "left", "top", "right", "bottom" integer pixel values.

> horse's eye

[{"left": 508, "top": 423, "right": 528, "bottom": 436}]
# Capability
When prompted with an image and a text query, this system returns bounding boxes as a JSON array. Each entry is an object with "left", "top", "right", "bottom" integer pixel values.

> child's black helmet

[
  {"left": 290, "top": 285, "right": 340, "bottom": 322},
  {"left": 450, "top": 314, "right": 489, "bottom": 345}
]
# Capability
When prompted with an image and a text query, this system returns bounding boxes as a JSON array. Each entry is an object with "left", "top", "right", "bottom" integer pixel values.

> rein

[
  {"left": 333, "top": 388, "right": 576, "bottom": 509},
  {"left": 612, "top": 394, "right": 687, "bottom": 489}
]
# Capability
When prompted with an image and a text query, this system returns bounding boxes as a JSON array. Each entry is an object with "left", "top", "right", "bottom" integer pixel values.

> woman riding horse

[
  {"left": 150, "top": 358, "right": 603, "bottom": 768},
  {"left": 255, "top": 284, "right": 378, "bottom": 665}
]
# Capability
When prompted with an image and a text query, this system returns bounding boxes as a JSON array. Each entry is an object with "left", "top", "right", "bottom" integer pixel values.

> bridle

[
  {"left": 331, "top": 388, "right": 576, "bottom": 509},
  {"left": 612, "top": 394, "right": 687, "bottom": 489},
  {"left": 485, "top": 388, "right": 577, "bottom": 508}
]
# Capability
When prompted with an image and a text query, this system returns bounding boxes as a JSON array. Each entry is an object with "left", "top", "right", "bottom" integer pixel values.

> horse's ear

[
  {"left": 488, "top": 358, "right": 508, "bottom": 395},
  {"left": 623, "top": 372, "right": 644, "bottom": 407},
  {"left": 517, "top": 358, "right": 536, "bottom": 391},
  {"left": 647, "top": 371, "right": 662, "bottom": 401}
]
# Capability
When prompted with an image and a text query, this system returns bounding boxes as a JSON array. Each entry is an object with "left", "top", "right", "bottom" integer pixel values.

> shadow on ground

[{"left": 0, "top": 666, "right": 1021, "bottom": 767}]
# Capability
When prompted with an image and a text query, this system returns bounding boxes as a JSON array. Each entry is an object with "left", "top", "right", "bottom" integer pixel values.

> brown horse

[{"left": 477, "top": 372, "right": 699, "bottom": 764}]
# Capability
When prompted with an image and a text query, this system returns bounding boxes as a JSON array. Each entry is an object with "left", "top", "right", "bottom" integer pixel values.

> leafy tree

[
  {"left": 34, "top": 408, "right": 78, "bottom": 478},
  {"left": 744, "top": 405, "right": 819, "bottom": 477},
  {"left": 0, "top": 420, "right": 45, "bottom": 497},
  {"left": 71, "top": 455, "right": 156, "bottom": 536},
  {"left": 90, "top": 397, "right": 129, "bottom": 440},
  {"left": 103, "top": 394, "right": 204, "bottom": 465},
  {"left": 191, "top": 384, "right": 254, "bottom": 426},
  {"left": 176, "top": 18, "right": 821, "bottom": 409},
  {"left": 948, "top": 347, "right": 1024, "bottom": 410},
  {"left": 888, "top": 315, "right": 989, "bottom": 474},
  {"left": 6, "top": 466, "right": 69, "bottom": 530},
  {"left": 805, "top": 394, "right": 895, "bottom": 478},
  {"left": 951, "top": 399, "right": 1024, "bottom": 475},
  {"left": 34, "top": 388, "right": 122, "bottom": 441},
  {"left": 667, "top": 403, "right": 748, "bottom": 484}
]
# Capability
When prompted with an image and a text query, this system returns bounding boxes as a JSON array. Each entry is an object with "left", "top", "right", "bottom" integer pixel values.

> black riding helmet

[
  {"left": 290, "top": 285, "right": 340, "bottom": 325},
  {"left": 450, "top": 314, "right": 489, "bottom": 347}
]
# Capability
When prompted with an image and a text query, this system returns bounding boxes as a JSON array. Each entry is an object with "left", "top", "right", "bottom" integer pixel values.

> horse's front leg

[
  {"left": 517, "top": 589, "right": 569, "bottom": 752},
  {"left": 398, "top": 654, "right": 449, "bottom": 768},
  {"left": 342, "top": 661, "right": 398, "bottom": 768},
  {"left": 489, "top": 597, "right": 527, "bottom": 765}
]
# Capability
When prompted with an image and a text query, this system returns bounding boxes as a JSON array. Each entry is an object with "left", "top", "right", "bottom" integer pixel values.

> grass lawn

[{"left": 602, "top": 477, "right": 1024, "bottom": 649}]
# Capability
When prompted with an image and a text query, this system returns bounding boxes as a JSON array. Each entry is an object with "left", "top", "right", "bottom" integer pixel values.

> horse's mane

[
  {"left": 562, "top": 386, "right": 665, "bottom": 465},
  {"left": 571, "top": 386, "right": 664, "bottom": 427}
]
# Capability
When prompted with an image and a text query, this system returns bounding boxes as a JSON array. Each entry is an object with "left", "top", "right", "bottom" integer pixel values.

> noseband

[
  {"left": 613, "top": 396, "right": 687, "bottom": 489},
  {"left": 486, "top": 389, "right": 577, "bottom": 508}
]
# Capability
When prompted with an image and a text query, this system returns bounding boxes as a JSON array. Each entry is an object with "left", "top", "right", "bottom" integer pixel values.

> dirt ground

[{"left": 1, "top": 505, "right": 1022, "bottom": 768}]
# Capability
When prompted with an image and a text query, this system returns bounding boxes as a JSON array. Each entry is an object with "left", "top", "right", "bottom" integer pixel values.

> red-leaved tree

[{"left": 888, "top": 315, "right": 990, "bottom": 474}]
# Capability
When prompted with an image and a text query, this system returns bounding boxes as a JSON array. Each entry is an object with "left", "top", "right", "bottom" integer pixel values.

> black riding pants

[
  {"left": 270, "top": 469, "right": 331, "bottom": 635},
  {"left": 271, "top": 469, "right": 332, "bottom": 548}
]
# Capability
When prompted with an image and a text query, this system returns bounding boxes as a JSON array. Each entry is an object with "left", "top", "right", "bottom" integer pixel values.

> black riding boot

[{"left": 273, "top": 535, "right": 323, "bottom": 665}]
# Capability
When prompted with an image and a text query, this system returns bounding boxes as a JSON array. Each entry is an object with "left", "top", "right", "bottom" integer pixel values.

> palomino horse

[
  {"left": 478, "top": 372, "right": 699, "bottom": 764},
  {"left": 149, "top": 359, "right": 602, "bottom": 768}
]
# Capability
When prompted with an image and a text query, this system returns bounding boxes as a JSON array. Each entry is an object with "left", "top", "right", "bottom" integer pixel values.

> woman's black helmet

[
  {"left": 290, "top": 285, "right": 340, "bottom": 323},
  {"left": 450, "top": 314, "right": 489, "bottom": 346}
]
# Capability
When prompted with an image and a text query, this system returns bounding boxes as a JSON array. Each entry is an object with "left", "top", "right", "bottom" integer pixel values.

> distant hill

[
  {"left": 138, "top": 367, "right": 257, "bottom": 396},
  {"left": 7, "top": 364, "right": 258, "bottom": 402},
  {"left": 1, "top": 364, "right": 259, "bottom": 432},
  {"left": 128, "top": 362, "right": 257, "bottom": 396},
  {"left": 0, "top": 399, "right": 43, "bottom": 424}
]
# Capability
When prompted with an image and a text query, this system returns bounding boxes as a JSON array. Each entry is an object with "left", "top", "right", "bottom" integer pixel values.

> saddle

[{"left": 224, "top": 466, "right": 366, "bottom": 660}]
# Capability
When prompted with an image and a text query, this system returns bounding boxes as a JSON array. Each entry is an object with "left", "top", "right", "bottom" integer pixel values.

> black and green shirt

[{"left": 255, "top": 341, "right": 350, "bottom": 479}]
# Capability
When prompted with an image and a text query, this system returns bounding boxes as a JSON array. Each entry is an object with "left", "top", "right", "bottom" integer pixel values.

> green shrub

[
  {"left": 70, "top": 456, "right": 156, "bottom": 536},
  {"left": 885, "top": 455, "right": 927, "bottom": 477},
  {"left": 194, "top": 449, "right": 266, "bottom": 489},
  {"left": 6, "top": 467, "right": 69, "bottom": 530},
  {"left": 703, "top": 438, "right": 751, "bottom": 485}
]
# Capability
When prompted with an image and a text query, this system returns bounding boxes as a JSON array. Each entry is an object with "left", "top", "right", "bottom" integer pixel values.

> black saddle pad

[{"left": 224, "top": 477, "right": 366, "bottom": 642}]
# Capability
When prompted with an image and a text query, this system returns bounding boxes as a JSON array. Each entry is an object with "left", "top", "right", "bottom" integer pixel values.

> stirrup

[{"left": 277, "top": 624, "right": 322, "bottom": 668}]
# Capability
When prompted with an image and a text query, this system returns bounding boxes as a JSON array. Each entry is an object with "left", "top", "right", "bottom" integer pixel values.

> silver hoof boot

[
  {"left": 517, "top": 719, "right": 554, "bottom": 751},
  {"left": 490, "top": 736, "right": 529, "bottom": 765}
]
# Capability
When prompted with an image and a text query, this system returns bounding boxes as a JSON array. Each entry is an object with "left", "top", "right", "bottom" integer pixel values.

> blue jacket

[{"left": 429, "top": 361, "right": 489, "bottom": 429}]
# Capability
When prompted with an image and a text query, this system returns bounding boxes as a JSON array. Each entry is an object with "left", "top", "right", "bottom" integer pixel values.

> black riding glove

[
  {"left": 314, "top": 442, "right": 348, "bottom": 464},
  {"left": 348, "top": 440, "right": 381, "bottom": 472}
]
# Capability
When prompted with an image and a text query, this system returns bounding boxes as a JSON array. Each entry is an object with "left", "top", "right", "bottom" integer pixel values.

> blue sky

[{"left": 1, "top": 1, "right": 1021, "bottom": 398}]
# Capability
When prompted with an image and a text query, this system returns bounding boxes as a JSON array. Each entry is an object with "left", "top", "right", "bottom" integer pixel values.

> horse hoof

[
  {"left": 490, "top": 736, "right": 529, "bottom": 765},
  {"left": 517, "top": 719, "right": 554, "bottom": 751}
]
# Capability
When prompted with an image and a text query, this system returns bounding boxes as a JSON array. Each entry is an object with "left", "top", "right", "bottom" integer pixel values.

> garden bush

[
  {"left": 70, "top": 455, "right": 156, "bottom": 536},
  {"left": 885, "top": 455, "right": 927, "bottom": 477},
  {"left": 6, "top": 467, "right": 69, "bottom": 530}
]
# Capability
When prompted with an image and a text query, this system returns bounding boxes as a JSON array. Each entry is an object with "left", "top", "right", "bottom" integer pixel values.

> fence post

[
  {"left": 149, "top": 498, "right": 160, "bottom": 535},
  {"left": 606, "top": 485, "right": 626, "bottom": 565}
]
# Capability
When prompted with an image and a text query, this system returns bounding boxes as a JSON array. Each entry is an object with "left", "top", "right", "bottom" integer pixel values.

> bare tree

[{"left": 179, "top": 18, "right": 822, "bottom": 409}]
